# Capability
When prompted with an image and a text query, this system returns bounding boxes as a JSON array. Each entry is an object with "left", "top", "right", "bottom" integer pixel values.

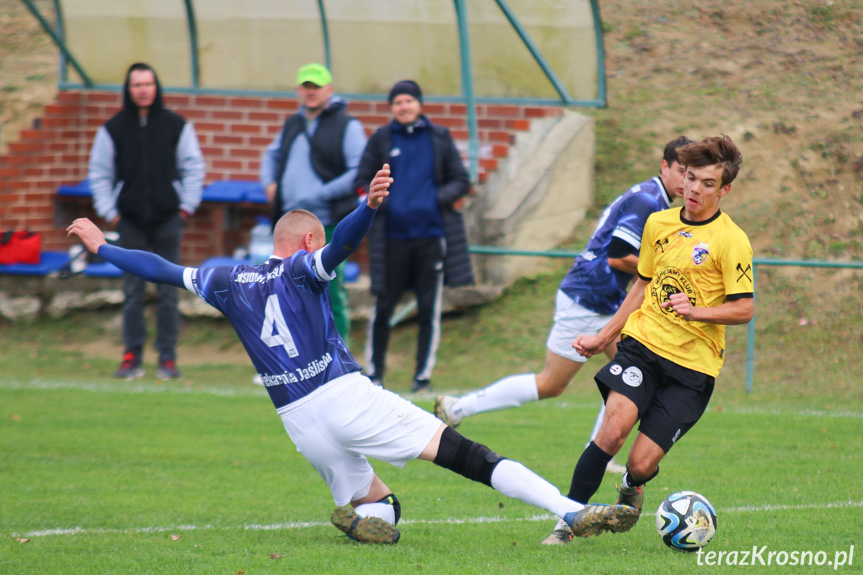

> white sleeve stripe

[
  {"left": 612, "top": 228, "right": 642, "bottom": 249},
  {"left": 182, "top": 267, "right": 197, "bottom": 294},
  {"left": 313, "top": 249, "right": 337, "bottom": 282}
]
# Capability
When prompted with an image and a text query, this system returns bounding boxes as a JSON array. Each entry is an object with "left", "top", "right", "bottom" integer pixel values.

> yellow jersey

[{"left": 622, "top": 208, "right": 754, "bottom": 377}]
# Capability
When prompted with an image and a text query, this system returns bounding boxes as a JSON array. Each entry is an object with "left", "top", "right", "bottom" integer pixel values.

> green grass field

[
  {"left": 2, "top": 254, "right": 862, "bottom": 574},
  {"left": 2, "top": 245, "right": 861, "bottom": 574},
  {"left": 2, "top": 356, "right": 860, "bottom": 574}
]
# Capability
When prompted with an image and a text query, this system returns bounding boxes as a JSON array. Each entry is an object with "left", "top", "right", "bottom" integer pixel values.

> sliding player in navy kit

[{"left": 68, "top": 165, "right": 638, "bottom": 545}]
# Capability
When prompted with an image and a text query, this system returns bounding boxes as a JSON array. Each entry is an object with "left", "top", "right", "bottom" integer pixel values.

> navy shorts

[{"left": 594, "top": 337, "right": 714, "bottom": 453}]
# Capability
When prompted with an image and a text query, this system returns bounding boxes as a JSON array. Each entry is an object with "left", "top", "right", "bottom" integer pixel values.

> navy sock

[{"left": 567, "top": 441, "right": 612, "bottom": 503}]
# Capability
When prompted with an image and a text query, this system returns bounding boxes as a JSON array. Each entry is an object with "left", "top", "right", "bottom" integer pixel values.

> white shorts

[
  {"left": 277, "top": 372, "right": 442, "bottom": 506},
  {"left": 546, "top": 289, "right": 613, "bottom": 363}
]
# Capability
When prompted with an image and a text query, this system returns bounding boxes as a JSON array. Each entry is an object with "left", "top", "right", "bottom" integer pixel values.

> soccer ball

[{"left": 655, "top": 491, "right": 717, "bottom": 552}]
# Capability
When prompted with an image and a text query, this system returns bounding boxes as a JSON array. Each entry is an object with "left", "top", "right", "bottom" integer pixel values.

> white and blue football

[{"left": 655, "top": 490, "right": 717, "bottom": 552}]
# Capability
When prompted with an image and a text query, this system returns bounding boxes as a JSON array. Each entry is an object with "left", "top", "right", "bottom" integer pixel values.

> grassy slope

[{"left": 380, "top": 0, "right": 862, "bottom": 403}]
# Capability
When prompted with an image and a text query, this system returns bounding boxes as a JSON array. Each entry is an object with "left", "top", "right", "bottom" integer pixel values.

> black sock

[
  {"left": 623, "top": 465, "right": 658, "bottom": 488},
  {"left": 567, "top": 441, "right": 612, "bottom": 503}
]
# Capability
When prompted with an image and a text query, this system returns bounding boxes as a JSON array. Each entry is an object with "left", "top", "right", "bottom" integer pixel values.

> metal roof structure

[{"left": 22, "top": 0, "right": 607, "bottom": 179}]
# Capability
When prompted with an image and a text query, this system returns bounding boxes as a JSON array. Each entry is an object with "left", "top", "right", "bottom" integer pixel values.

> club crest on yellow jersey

[{"left": 691, "top": 242, "right": 710, "bottom": 265}]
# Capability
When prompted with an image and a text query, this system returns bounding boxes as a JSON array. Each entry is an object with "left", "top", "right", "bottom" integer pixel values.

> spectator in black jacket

[
  {"left": 88, "top": 62, "right": 204, "bottom": 381},
  {"left": 354, "top": 80, "right": 474, "bottom": 392}
]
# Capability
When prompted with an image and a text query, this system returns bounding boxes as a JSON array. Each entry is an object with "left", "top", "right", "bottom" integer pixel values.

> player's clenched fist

[{"left": 572, "top": 334, "right": 606, "bottom": 359}]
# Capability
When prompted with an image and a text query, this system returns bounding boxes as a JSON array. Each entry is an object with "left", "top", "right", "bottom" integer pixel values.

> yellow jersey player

[{"left": 544, "top": 135, "right": 754, "bottom": 544}]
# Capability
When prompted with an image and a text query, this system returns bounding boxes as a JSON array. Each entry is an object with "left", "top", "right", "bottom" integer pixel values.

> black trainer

[{"left": 412, "top": 377, "right": 431, "bottom": 393}]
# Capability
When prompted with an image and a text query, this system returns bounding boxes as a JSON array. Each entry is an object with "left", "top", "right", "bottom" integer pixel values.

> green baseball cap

[{"left": 296, "top": 63, "right": 333, "bottom": 87}]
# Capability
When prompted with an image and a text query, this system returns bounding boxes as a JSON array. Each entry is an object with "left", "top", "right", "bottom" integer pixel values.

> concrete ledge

[
  {"left": 471, "top": 109, "right": 594, "bottom": 287},
  {"left": 346, "top": 275, "right": 502, "bottom": 321},
  {"left": 0, "top": 273, "right": 502, "bottom": 323}
]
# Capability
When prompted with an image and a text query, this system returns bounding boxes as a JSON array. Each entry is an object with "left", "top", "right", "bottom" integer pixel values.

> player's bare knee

[
  {"left": 537, "top": 381, "right": 567, "bottom": 399},
  {"left": 535, "top": 372, "right": 570, "bottom": 399},
  {"left": 432, "top": 426, "right": 504, "bottom": 487},
  {"left": 595, "top": 427, "right": 629, "bottom": 454}
]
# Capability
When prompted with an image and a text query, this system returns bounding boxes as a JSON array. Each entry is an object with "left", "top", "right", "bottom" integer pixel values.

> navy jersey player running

[
  {"left": 67, "top": 165, "right": 637, "bottom": 545},
  {"left": 435, "top": 137, "right": 692, "bottom": 540}
]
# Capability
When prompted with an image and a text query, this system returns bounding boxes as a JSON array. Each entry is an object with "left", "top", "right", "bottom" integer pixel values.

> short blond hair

[{"left": 273, "top": 209, "right": 323, "bottom": 250}]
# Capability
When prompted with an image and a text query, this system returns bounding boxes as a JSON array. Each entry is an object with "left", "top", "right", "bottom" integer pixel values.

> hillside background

[{"left": 1, "top": 0, "right": 860, "bottom": 398}]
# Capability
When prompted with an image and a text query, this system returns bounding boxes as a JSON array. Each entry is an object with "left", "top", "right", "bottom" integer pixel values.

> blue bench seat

[
  {"left": 0, "top": 251, "right": 70, "bottom": 276},
  {"left": 57, "top": 180, "right": 274, "bottom": 260},
  {"left": 57, "top": 180, "right": 92, "bottom": 197},
  {"left": 60, "top": 180, "right": 266, "bottom": 203},
  {"left": 201, "top": 180, "right": 264, "bottom": 203}
]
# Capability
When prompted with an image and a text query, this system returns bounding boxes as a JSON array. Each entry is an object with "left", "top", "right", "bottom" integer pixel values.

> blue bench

[
  {"left": 60, "top": 180, "right": 266, "bottom": 203},
  {"left": 0, "top": 251, "right": 70, "bottom": 276},
  {"left": 55, "top": 181, "right": 358, "bottom": 282},
  {"left": 0, "top": 248, "right": 124, "bottom": 279},
  {"left": 201, "top": 180, "right": 265, "bottom": 204},
  {"left": 57, "top": 179, "right": 268, "bottom": 258},
  {"left": 57, "top": 180, "right": 92, "bottom": 197},
  {"left": 243, "top": 185, "right": 268, "bottom": 204}
]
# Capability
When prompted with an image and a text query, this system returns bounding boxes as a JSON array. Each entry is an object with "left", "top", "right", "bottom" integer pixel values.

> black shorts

[{"left": 594, "top": 337, "right": 714, "bottom": 453}]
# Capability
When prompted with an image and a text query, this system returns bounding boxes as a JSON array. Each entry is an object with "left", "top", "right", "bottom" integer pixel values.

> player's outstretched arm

[
  {"left": 67, "top": 218, "right": 187, "bottom": 288},
  {"left": 320, "top": 165, "right": 392, "bottom": 273}
]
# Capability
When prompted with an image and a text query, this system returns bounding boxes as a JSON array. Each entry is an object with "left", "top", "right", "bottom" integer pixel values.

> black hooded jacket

[{"left": 103, "top": 64, "right": 188, "bottom": 227}]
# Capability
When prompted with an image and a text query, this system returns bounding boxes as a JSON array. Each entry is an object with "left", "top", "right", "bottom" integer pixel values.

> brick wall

[{"left": 0, "top": 90, "right": 562, "bottom": 265}]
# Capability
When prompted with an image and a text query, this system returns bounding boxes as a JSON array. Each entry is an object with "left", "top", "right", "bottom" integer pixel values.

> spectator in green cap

[
  {"left": 260, "top": 63, "right": 366, "bottom": 346},
  {"left": 296, "top": 63, "right": 333, "bottom": 87}
]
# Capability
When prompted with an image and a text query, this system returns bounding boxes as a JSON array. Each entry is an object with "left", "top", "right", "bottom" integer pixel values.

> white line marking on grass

[
  {"left": 11, "top": 500, "right": 863, "bottom": 539},
  {"left": 712, "top": 500, "right": 863, "bottom": 514},
  {"left": 548, "top": 401, "right": 863, "bottom": 420},
  {"left": 710, "top": 406, "right": 863, "bottom": 419},
  {"left": 4, "top": 380, "right": 861, "bottom": 419},
  {"left": 0, "top": 378, "right": 267, "bottom": 399}
]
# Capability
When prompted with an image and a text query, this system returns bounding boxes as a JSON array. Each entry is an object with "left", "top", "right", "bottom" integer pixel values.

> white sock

[
  {"left": 489, "top": 459, "right": 582, "bottom": 520},
  {"left": 621, "top": 472, "right": 634, "bottom": 489},
  {"left": 354, "top": 501, "right": 395, "bottom": 524},
  {"left": 453, "top": 374, "right": 539, "bottom": 419},
  {"left": 586, "top": 402, "right": 606, "bottom": 447},
  {"left": 553, "top": 517, "right": 569, "bottom": 531}
]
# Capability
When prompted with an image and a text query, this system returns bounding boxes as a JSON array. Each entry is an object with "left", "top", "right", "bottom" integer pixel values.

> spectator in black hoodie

[{"left": 88, "top": 62, "right": 205, "bottom": 381}]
